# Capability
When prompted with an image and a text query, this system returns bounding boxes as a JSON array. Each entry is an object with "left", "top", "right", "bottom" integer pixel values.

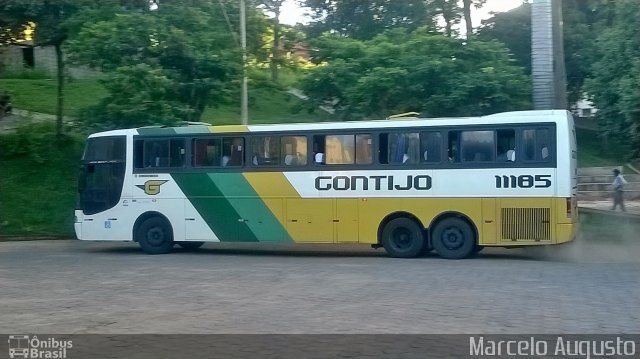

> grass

[
  {"left": 0, "top": 78, "right": 107, "bottom": 116},
  {"left": 203, "top": 87, "right": 335, "bottom": 125},
  {"left": 0, "top": 77, "right": 335, "bottom": 124},
  {"left": 0, "top": 124, "right": 84, "bottom": 236}
]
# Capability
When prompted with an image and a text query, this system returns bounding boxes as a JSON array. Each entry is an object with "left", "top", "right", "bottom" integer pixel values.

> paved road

[{"left": 0, "top": 240, "right": 639, "bottom": 334}]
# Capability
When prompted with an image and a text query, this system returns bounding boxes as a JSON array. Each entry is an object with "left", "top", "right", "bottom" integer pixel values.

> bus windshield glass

[{"left": 79, "top": 136, "right": 126, "bottom": 215}]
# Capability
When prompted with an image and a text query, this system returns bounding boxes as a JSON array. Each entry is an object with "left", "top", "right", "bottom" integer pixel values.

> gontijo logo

[
  {"left": 7, "top": 335, "right": 72, "bottom": 359},
  {"left": 136, "top": 180, "right": 168, "bottom": 195}
]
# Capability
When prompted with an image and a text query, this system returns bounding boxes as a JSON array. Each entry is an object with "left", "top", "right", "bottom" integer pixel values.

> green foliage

[
  {"left": 78, "top": 64, "right": 193, "bottom": 131},
  {"left": 202, "top": 87, "right": 335, "bottom": 125},
  {"left": 300, "top": 30, "right": 531, "bottom": 119},
  {"left": 575, "top": 128, "right": 619, "bottom": 167},
  {"left": 0, "top": 123, "right": 84, "bottom": 235},
  {"left": 304, "top": 0, "right": 437, "bottom": 40},
  {"left": 68, "top": 1, "right": 243, "bottom": 128},
  {"left": 477, "top": 1, "right": 615, "bottom": 106},
  {"left": 477, "top": 3, "right": 531, "bottom": 72},
  {"left": 586, "top": 0, "right": 640, "bottom": 158}
]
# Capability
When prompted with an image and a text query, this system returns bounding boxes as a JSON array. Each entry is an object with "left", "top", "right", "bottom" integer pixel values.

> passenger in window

[
  {"left": 284, "top": 154, "right": 295, "bottom": 165},
  {"left": 541, "top": 147, "right": 549, "bottom": 160},
  {"left": 227, "top": 138, "right": 244, "bottom": 166},
  {"left": 150, "top": 142, "right": 163, "bottom": 167}
]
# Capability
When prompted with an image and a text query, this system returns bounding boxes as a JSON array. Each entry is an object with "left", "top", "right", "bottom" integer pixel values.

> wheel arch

[
  {"left": 132, "top": 211, "right": 173, "bottom": 242},
  {"left": 428, "top": 211, "right": 479, "bottom": 244},
  {"left": 377, "top": 211, "right": 425, "bottom": 245}
]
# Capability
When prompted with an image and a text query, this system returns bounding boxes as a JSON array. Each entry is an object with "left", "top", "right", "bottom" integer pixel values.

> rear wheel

[
  {"left": 431, "top": 217, "right": 475, "bottom": 259},
  {"left": 137, "top": 217, "right": 174, "bottom": 254},
  {"left": 177, "top": 241, "right": 205, "bottom": 250},
  {"left": 381, "top": 217, "right": 425, "bottom": 258}
]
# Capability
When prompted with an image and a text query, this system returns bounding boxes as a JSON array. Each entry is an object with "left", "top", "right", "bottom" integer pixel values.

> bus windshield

[{"left": 78, "top": 136, "right": 126, "bottom": 215}]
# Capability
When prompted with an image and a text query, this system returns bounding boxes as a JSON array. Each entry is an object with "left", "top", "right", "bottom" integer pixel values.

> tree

[
  {"left": 0, "top": 1, "right": 83, "bottom": 137},
  {"left": 462, "top": 0, "right": 487, "bottom": 38},
  {"left": 477, "top": 0, "right": 613, "bottom": 106},
  {"left": 0, "top": 0, "right": 153, "bottom": 135},
  {"left": 477, "top": 3, "right": 531, "bottom": 72},
  {"left": 303, "top": 0, "right": 436, "bottom": 40},
  {"left": 586, "top": 0, "right": 640, "bottom": 158},
  {"left": 68, "top": 1, "right": 242, "bottom": 129},
  {"left": 300, "top": 30, "right": 531, "bottom": 119},
  {"left": 260, "top": 0, "right": 284, "bottom": 82},
  {"left": 431, "top": 0, "right": 461, "bottom": 37}
]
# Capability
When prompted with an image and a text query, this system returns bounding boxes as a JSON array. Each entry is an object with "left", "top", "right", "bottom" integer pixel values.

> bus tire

[
  {"left": 381, "top": 217, "right": 425, "bottom": 258},
  {"left": 137, "top": 217, "right": 174, "bottom": 254},
  {"left": 177, "top": 241, "right": 204, "bottom": 250},
  {"left": 431, "top": 217, "right": 476, "bottom": 259}
]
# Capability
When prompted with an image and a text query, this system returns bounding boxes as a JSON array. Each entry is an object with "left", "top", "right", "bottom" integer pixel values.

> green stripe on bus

[
  {"left": 208, "top": 173, "right": 291, "bottom": 242},
  {"left": 171, "top": 173, "right": 290, "bottom": 242},
  {"left": 172, "top": 173, "right": 257, "bottom": 242}
]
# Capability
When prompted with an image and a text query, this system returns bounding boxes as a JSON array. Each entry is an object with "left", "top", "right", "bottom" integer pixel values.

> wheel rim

[
  {"left": 146, "top": 226, "right": 166, "bottom": 247},
  {"left": 441, "top": 226, "right": 465, "bottom": 250},
  {"left": 390, "top": 227, "right": 413, "bottom": 251}
]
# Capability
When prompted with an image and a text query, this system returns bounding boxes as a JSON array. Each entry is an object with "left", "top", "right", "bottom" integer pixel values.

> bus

[{"left": 75, "top": 110, "right": 577, "bottom": 259}]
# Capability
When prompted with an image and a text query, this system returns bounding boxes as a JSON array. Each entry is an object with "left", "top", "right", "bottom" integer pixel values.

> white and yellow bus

[{"left": 75, "top": 110, "right": 577, "bottom": 259}]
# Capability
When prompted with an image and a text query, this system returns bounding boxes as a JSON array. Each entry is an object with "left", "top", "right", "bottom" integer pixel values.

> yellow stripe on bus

[
  {"left": 207, "top": 125, "right": 249, "bottom": 133},
  {"left": 242, "top": 172, "right": 309, "bottom": 242}
]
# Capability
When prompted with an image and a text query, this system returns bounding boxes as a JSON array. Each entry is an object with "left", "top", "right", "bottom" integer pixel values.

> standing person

[{"left": 611, "top": 168, "right": 627, "bottom": 211}]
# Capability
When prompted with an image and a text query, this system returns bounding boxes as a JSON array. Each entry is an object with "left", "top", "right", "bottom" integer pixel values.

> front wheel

[
  {"left": 431, "top": 217, "right": 476, "bottom": 259},
  {"left": 381, "top": 217, "right": 425, "bottom": 258},
  {"left": 137, "top": 217, "right": 174, "bottom": 254}
]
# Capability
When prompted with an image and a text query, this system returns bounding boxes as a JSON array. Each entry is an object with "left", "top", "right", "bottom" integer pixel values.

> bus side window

[
  {"left": 281, "top": 136, "right": 307, "bottom": 166},
  {"left": 312, "top": 135, "right": 326, "bottom": 165},
  {"left": 522, "top": 128, "right": 551, "bottom": 161},
  {"left": 326, "top": 134, "right": 355, "bottom": 164},
  {"left": 223, "top": 137, "right": 244, "bottom": 167},
  {"left": 144, "top": 140, "right": 169, "bottom": 167},
  {"left": 447, "top": 131, "right": 459, "bottom": 162},
  {"left": 193, "top": 138, "right": 221, "bottom": 167},
  {"left": 420, "top": 131, "right": 442, "bottom": 163},
  {"left": 538, "top": 129, "right": 551, "bottom": 160},
  {"left": 134, "top": 140, "right": 144, "bottom": 168},
  {"left": 382, "top": 132, "right": 419, "bottom": 165},
  {"left": 251, "top": 136, "right": 280, "bottom": 166},
  {"left": 356, "top": 134, "right": 373, "bottom": 164},
  {"left": 169, "top": 139, "right": 186, "bottom": 167},
  {"left": 461, "top": 130, "right": 494, "bottom": 162},
  {"left": 497, "top": 129, "right": 516, "bottom": 162}
]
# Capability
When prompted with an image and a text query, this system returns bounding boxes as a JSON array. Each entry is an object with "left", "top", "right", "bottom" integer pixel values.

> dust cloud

[{"left": 521, "top": 213, "right": 640, "bottom": 263}]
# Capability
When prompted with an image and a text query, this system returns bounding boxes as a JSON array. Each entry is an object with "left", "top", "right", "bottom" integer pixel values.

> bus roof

[{"left": 88, "top": 110, "right": 570, "bottom": 138}]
